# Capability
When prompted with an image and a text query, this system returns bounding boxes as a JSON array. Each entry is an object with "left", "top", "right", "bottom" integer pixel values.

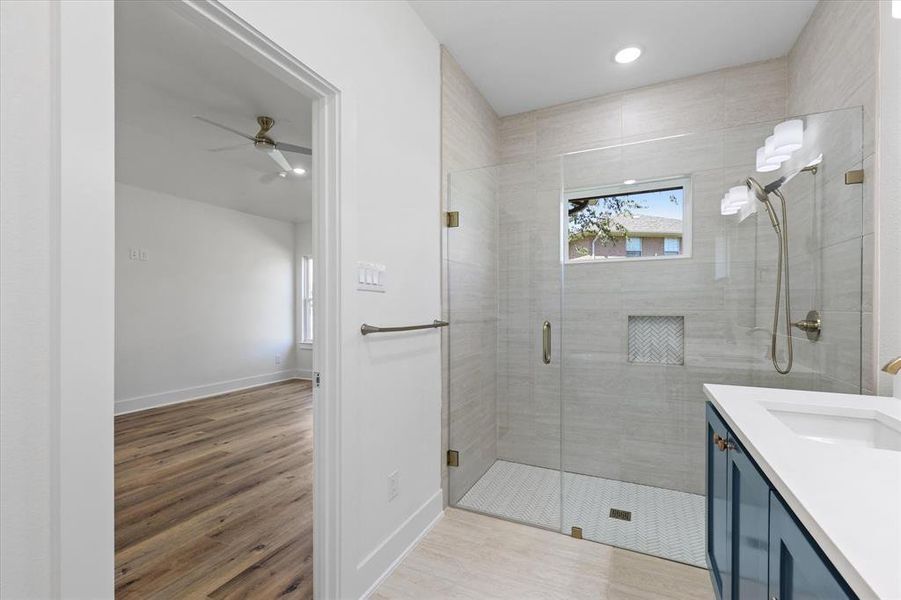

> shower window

[{"left": 565, "top": 177, "right": 691, "bottom": 262}]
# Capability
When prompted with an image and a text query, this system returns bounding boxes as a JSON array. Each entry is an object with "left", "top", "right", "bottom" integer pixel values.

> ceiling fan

[{"left": 193, "top": 115, "right": 311, "bottom": 173}]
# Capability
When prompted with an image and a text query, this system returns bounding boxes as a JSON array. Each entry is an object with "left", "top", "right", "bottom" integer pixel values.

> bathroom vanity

[{"left": 703, "top": 385, "right": 901, "bottom": 600}]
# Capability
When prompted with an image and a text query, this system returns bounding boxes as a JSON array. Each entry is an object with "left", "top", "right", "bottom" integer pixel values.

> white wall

[
  {"left": 1, "top": 1, "right": 440, "bottom": 596},
  {"left": 0, "top": 2, "right": 56, "bottom": 597},
  {"left": 115, "top": 183, "right": 298, "bottom": 414},
  {"left": 294, "top": 220, "right": 313, "bottom": 378},
  {"left": 214, "top": 3, "right": 443, "bottom": 598},
  {"left": 220, "top": 3, "right": 441, "bottom": 595}
]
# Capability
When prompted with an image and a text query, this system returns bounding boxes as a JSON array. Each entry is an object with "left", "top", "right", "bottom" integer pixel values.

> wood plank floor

[
  {"left": 115, "top": 379, "right": 313, "bottom": 599},
  {"left": 373, "top": 508, "right": 714, "bottom": 599}
]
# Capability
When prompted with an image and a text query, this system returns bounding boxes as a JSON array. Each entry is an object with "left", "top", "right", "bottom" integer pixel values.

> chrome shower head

[
  {"left": 746, "top": 176, "right": 781, "bottom": 232},
  {"left": 745, "top": 177, "right": 769, "bottom": 203}
]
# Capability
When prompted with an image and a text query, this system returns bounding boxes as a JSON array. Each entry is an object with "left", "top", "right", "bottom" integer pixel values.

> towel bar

[{"left": 360, "top": 320, "right": 448, "bottom": 336}]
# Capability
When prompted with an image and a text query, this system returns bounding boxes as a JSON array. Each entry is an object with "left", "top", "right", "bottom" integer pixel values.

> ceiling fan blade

[
  {"left": 207, "top": 142, "right": 251, "bottom": 153},
  {"left": 193, "top": 115, "right": 255, "bottom": 141},
  {"left": 274, "top": 141, "right": 313, "bottom": 156},
  {"left": 265, "top": 148, "right": 293, "bottom": 171}
]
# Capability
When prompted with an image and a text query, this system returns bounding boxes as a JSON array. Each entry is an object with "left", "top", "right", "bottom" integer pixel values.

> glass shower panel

[
  {"left": 447, "top": 161, "right": 562, "bottom": 532},
  {"left": 560, "top": 108, "right": 863, "bottom": 565}
]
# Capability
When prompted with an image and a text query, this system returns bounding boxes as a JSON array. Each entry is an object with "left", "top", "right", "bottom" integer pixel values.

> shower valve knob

[{"left": 791, "top": 310, "right": 822, "bottom": 341}]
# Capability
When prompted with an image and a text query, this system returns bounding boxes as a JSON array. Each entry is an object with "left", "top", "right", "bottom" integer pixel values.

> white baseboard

[
  {"left": 115, "top": 369, "right": 304, "bottom": 415},
  {"left": 358, "top": 490, "right": 444, "bottom": 599},
  {"left": 296, "top": 369, "right": 313, "bottom": 380}
]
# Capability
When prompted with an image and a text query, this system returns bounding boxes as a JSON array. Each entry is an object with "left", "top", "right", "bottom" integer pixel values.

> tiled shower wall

[
  {"left": 441, "top": 48, "right": 500, "bottom": 505},
  {"left": 784, "top": 0, "right": 878, "bottom": 394},
  {"left": 443, "top": 6, "right": 878, "bottom": 504},
  {"left": 496, "top": 59, "right": 792, "bottom": 495}
]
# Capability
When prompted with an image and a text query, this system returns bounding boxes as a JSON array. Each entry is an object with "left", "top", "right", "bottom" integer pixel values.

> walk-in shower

[{"left": 445, "top": 106, "right": 865, "bottom": 567}]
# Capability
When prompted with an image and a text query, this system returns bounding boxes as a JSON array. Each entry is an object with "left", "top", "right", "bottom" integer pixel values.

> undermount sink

[{"left": 764, "top": 403, "right": 901, "bottom": 451}]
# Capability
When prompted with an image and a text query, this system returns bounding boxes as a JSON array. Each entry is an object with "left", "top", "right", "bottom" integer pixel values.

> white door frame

[{"left": 57, "top": 1, "right": 342, "bottom": 597}]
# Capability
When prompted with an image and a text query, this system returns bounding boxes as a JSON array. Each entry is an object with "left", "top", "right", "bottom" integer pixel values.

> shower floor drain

[{"left": 609, "top": 508, "right": 632, "bottom": 521}]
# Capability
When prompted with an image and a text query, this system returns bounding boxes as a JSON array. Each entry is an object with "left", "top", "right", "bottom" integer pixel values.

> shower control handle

[
  {"left": 791, "top": 310, "right": 822, "bottom": 341},
  {"left": 542, "top": 320, "right": 551, "bottom": 364}
]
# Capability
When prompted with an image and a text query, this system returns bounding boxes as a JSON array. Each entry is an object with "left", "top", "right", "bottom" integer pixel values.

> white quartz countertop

[{"left": 703, "top": 384, "right": 901, "bottom": 600}]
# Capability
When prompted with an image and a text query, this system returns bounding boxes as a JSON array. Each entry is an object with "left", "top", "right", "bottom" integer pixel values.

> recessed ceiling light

[
  {"left": 614, "top": 46, "right": 642, "bottom": 64},
  {"left": 293, "top": 167, "right": 307, "bottom": 175},
  {"left": 623, "top": 179, "right": 637, "bottom": 185}
]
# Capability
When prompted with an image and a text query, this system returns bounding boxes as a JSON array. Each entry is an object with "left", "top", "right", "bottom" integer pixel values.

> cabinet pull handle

[{"left": 712, "top": 432, "right": 735, "bottom": 452}]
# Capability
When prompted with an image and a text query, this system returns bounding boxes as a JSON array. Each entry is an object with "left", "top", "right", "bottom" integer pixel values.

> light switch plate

[{"left": 357, "top": 262, "right": 387, "bottom": 293}]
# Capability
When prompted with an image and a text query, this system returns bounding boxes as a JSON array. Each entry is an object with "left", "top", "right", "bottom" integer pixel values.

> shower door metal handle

[{"left": 542, "top": 320, "right": 551, "bottom": 364}]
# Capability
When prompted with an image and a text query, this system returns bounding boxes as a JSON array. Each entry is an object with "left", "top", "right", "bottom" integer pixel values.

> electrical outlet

[
  {"left": 139, "top": 249, "right": 149, "bottom": 261},
  {"left": 129, "top": 248, "right": 139, "bottom": 261},
  {"left": 275, "top": 353, "right": 282, "bottom": 366},
  {"left": 387, "top": 470, "right": 399, "bottom": 502}
]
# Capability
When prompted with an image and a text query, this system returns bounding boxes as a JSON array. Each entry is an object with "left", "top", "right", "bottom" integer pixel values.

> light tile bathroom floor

[
  {"left": 456, "top": 460, "right": 707, "bottom": 567},
  {"left": 373, "top": 508, "right": 713, "bottom": 599}
]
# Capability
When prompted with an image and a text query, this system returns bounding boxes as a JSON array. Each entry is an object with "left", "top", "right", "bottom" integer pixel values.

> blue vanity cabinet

[
  {"left": 726, "top": 436, "right": 770, "bottom": 599},
  {"left": 706, "top": 402, "right": 857, "bottom": 600},
  {"left": 707, "top": 404, "right": 731, "bottom": 599},
  {"left": 768, "top": 494, "right": 855, "bottom": 600}
]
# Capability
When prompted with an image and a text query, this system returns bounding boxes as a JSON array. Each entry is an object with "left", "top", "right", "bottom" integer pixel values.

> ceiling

[
  {"left": 411, "top": 0, "right": 818, "bottom": 116},
  {"left": 116, "top": 2, "right": 314, "bottom": 223}
]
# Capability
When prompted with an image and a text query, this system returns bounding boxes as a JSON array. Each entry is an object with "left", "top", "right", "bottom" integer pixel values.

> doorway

[{"left": 110, "top": 2, "right": 337, "bottom": 597}]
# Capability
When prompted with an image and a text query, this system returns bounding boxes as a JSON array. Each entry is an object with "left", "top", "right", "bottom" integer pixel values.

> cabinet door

[
  {"left": 727, "top": 437, "right": 770, "bottom": 599},
  {"left": 706, "top": 404, "right": 731, "bottom": 599},
  {"left": 769, "top": 493, "right": 855, "bottom": 600}
]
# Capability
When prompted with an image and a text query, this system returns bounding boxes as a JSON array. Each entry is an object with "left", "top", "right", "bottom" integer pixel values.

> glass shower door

[
  {"left": 559, "top": 108, "right": 864, "bottom": 566},
  {"left": 446, "top": 160, "right": 563, "bottom": 532}
]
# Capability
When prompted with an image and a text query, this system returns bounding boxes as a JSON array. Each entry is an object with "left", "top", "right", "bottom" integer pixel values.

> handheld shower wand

[{"left": 746, "top": 177, "right": 793, "bottom": 374}]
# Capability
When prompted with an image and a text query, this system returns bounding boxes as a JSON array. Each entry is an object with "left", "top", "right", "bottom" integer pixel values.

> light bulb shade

[
  {"left": 720, "top": 194, "right": 738, "bottom": 216},
  {"left": 756, "top": 146, "right": 780, "bottom": 172},
  {"left": 728, "top": 186, "right": 750, "bottom": 207},
  {"left": 764, "top": 135, "right": 790, "bottom": 165},
  {"left": 773, "top": 119, "right": 803, "bottom": 154},
  {"left": 721, "top": 195, "right": 739, "bottom": 215}
]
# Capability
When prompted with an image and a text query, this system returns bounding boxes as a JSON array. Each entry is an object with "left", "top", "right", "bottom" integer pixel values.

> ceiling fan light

[{"left": 614, "top": 46, "right": 642, "bottom": 64}]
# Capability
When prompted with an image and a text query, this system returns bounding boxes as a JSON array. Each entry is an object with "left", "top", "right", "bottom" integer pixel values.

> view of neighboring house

[{"left": 569, "top": 213, "right": 683, "bottom": 260}]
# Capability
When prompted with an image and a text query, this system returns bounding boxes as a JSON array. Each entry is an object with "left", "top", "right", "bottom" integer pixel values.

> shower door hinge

[
  {"left": 446, "top": 211, "right": 460, "bottom": 228},
  {"left": 570, "top": 526, "right": 583, "bottom": 539},
  {"left": 844, "top": 169, "right": 864, "bottom": 185},
  {"left": 446, "top": 449, "right": 459, "bottom": 467}
]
